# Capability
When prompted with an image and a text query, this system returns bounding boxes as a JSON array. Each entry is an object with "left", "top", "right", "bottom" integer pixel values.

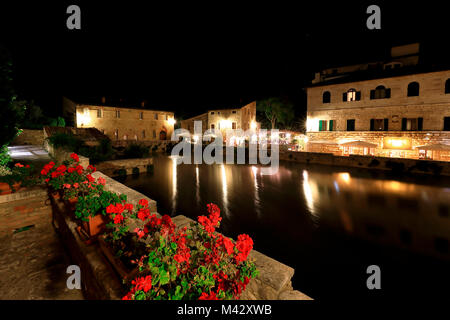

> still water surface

[{"left": 120, "top": 155, "right": 450, "bottom": 300}]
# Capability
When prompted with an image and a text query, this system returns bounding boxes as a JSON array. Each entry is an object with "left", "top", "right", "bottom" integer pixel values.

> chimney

[
  {"left": 101, "top": 96, "right": 106, "bottom": 104},
  {"left": 141, "top": 100, "right": 145, "bottom": 107}
]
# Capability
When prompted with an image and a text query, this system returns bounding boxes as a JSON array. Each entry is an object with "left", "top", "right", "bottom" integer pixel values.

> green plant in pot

[
  {"left": 74, "top": 190, "right": 127, "bottom": 237},
  {"left": 0, "top": 162, "right": 36, "bottom": 194}
]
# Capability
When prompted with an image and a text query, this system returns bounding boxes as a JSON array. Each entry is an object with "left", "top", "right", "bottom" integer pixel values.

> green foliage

[
  {"left": 0, "top": 163, "right": 36, "bottom": 191},
  {"left": 75, "top": 191, "right": 127, "bottom": 221},
  {"left": 0, "top": 145, "right": 11, "bottom": 167},
  {"left": 0, "top": 46, "right": 26, "bottom": 148},
  {"left": 124, "top": 144, "right": 150, "bottom": 159},
  {"left": 57, "top": 117, "right": 66, "bottom": 127},
  {"left": 46, "top": 132, "right": 82, "bottom": 150},
  {"left": 256, "top": 97, "right": 295, "bottom": 129}
]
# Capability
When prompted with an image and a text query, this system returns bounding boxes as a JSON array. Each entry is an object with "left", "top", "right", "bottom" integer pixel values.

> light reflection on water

[{"left": 121, "top": 155, "right": 450, "bottom": 299}]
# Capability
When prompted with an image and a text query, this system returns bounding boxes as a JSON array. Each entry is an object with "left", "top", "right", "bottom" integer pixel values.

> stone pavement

[
  {"left": 7, "top": 145, "right": 52, "bottom": 170},
  {"left": 0, "top": 222, "right": 84, "bottom": 299}
]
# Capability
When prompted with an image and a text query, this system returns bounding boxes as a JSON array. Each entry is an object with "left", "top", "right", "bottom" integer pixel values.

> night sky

[{"left": 1, "top": 1, "right": 449, "bottom": 119}]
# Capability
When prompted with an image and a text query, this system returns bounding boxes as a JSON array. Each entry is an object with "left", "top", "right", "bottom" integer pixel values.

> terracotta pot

[
  {"left": 64, "top": 197, "right": 78, "bottom": 211},
  {"left": 82, "top": 214, "right": 109, "bottom": 237},
  {"left": 98, "top": 235, "right": 139, "bottom": 280},
  {"left": 0, "top": 182, "right": 22, "bottom": 195}
]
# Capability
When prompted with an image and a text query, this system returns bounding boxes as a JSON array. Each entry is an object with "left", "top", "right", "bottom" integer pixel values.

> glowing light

[
  {"left": 221, "top": 164, "right": 229, "bottom": 216},
  {"left": 302, "top": 170, "right": 316, "bottom": 217},
  {"left": 250, "top": 121, "right": 257, "bottom": 130},
  {"left": 168, "top": 117, "right": 176, "bottom": 126},
  {"left": 171, "top": 157, "right": 177, "bottom": 214},
  {"left": 77, "top": 108, "right": 91, "bottom": 127},
  {"left": 193, "top": 135, "right": 199, "bottom": 144},
  {"left": 220, "top": 119, "right": 232, "bottom": 129},
  {"left": 337, "top": 172, "right": 351, "bottom": 183}
]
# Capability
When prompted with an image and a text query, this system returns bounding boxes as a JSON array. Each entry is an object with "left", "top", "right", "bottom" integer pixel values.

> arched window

[
  {"left": 407, "top": 82, "right": 419, "bottom": 97},
  {"left": 322, "top": 91, "right": 331, "bottom": 104},
  {"left": 445, "top": 79, "right": 450, "bottom": 94},
  {"left": 370, "top": 85, "right": 391, "bottom": 99},
  {"left": 343, "top": 88, "right": 360, "bottom": 101}
]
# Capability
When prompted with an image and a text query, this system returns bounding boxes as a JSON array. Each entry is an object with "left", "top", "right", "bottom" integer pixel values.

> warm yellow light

[
  {"left": 337, "top": 172, "right": 351, "bottom": 183},
  {"left": 250, "top": 121, "right": 257, "bottom": 130},
  {"left": 220, "top": 119, "right": 232, "bottom": 128},
  {"left": 77, "top": 108, "right": 91, "bottom": 127},
  {"left": 168, "top": 117, "right": 176, "bottom": 126}
]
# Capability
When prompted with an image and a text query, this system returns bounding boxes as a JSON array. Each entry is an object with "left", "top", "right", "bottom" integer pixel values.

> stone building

[
  {"left": 181, "top": 101, "right": 258, "bottom": 140},
  {"left": 63, "top": 97, "right": 175, "bottom": 142},
  {"left": 305, "top": 43, "right": 450, "bottom": 161}
]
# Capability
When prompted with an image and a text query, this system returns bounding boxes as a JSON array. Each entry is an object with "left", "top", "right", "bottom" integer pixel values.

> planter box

[
  {"left": 0, "top": 182, "right": 23, "bottom": 195},
  {"left": 81, "top": 214, "right": 109, "bottom": 238},
  {"left": 98, "top": 235, "right": 139, "bottom": 281}
]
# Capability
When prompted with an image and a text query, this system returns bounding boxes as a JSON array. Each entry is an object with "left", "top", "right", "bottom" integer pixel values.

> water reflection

[{"left": 122, "top": 155, "right": 450, "bottom": 299}]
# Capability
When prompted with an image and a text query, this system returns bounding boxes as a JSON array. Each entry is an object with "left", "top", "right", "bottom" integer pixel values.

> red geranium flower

[{"left": 70, "top": 153, "right": 79, "bottom": 162}]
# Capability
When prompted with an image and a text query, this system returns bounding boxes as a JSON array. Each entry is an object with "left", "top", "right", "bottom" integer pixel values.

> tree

[
  {"left": 0, "top": 45, "right": 25, "bottom": 149},
  {"left": 256, "top": 97, "right": 295, "bottom": 129}
]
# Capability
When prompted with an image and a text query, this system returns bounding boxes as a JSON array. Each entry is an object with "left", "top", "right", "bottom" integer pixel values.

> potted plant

[
  {"left": 122, "top": 203, "right": 259, "bottom": 300},
  {"left": 98, "top": 199, "right": 150, "bottom": 280},
  {"left": 0, "top": 162, "right": 35, "bottom": 195},
  {"left": 74, "top": 190, "right": 127, "bottom": 238}
]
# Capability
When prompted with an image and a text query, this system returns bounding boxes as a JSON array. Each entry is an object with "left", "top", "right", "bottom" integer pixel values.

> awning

[
  {"left": 414, "top": 143, "right": 450, "bottom": 151},
  {"left": 340, "top": 140, "right": 378, "bottom": 148}
]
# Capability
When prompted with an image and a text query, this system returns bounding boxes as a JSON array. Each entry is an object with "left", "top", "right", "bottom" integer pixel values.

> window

[
  {"left": 123, "top": 135, "right": 128, "bottom": 140},
  {"left": 407, "top": 82, "right": 419, "bottom": 96},
  {"left": 115, "top": 110, "right": 120, "bottom": 118},
  {"left": 343, "top": 89, "right": 360, "bottom": 102},
  {"left": 97, "top": 109, "right": 102, "bottom": 118},
  {"left": 232, "top": 122, "right": 236, "bottom": 129},
  {"left": 114, "top": 129, "right": 119, "bottom": 139},
  {"left": 211, "top": 112, "right": 214, "bottom": 115},
  {"left": 232, "top": 110, "right": 237, "bottom": 114},
  {"left": 152, "top": 130, "right": 156, "bottom": 138},
  {"left": 370, "top": 118, "right": 389, "bottom": 131},
  {"left": 322, "top": 91, "right": 331, "bottom": 103},
  {"left": 218, "top": 112, "right": 221, "bottom": 115},
  {"left": 142, "top": 130, "right": 146, "bottom": 138},
  {"left": 347, "top": 119, "right": 355, "bottom": 131},
  {"left": 319, "top": 120, "right": 334, "bottom": 131},
  {"left": 166, "top": 114, "right": 168, "bottom": 120},
  {"left": 401, "top": 118, "right": 423, "bottom": 131},
  {"left": 446, "top": 79, "right": 450, "bottom": 94},
  {"left": 444, "top": 117, "right": 450, "bottom": 131},
  {"left": 211, "top": 124, "right": 215, "bottom": 129},
  {"left": 154, "top": 113, "right": 158, "bottom": 120},
  {"left": 139, "top": 112, "right": 144, "bottom": 120},
  {"left": 370, "top": 86, "right": 391, "bottom": 99}
]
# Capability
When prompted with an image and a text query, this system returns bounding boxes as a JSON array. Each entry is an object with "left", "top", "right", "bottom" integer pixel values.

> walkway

[{"left": 0, "top": 145, "right": 84, "bottom": 299}]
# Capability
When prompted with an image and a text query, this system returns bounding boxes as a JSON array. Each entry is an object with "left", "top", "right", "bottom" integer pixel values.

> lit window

[
  {"left": 154, "top": 113, "right": 158, "bottom": 120},
  {"left": 139, "top": 112, "right": 144, "bottom": 120},
  {"left": 97, "top": 109, "right": 102, "bottom": 118},
  {"left": 347, "top": 89, "right": 356, "bottom": 101},
  {"left": 116, "top": 110, "right": 120, "bottom": 118}
]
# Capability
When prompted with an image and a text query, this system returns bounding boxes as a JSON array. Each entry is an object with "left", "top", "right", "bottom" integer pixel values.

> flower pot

[
  {"left": 0, "top": 182, "right": 22, "bottom": 195},
  {"left": 98, "top": 235, "right": 139, "bottom": 280},
  {"left": 64, "top": 197, "right": 78, "bottom": 211},
  {"left": 81, "top": 214, "right": 109, "bottom": 237}
]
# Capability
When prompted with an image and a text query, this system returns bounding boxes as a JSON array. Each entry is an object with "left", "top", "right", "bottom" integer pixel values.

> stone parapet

[{"left": 95, "top": 158, "right": 153, "bottom": 177}]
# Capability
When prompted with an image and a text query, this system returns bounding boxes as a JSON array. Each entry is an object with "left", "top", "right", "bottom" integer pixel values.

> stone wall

[
  {"left": 112, "top": 140, "right": 174, "bottom": 153},
  {"left": 44, "top": 143, "right": 89, "bottom": 167},
  {"left": 0, "top": 186, "right": 51, "bottom": 235},
  {"left": 95, "top": 158, "right": 153, "bottom": 177},
  {"left": 11, "top": 129, "right": 45, "bottom": 146},
  {"left": 280, "top": 150, "right": 450, "bottom": 176}
]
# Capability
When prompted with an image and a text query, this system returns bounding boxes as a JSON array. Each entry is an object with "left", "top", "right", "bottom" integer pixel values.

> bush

[
  {"left": 124, "top": 144, "right": 149, "bottom": 159},
  {"left": 0, "top": 145, "right": 11, "bottom": 167},
  {"left": 107, "top": 203, "right": 259, "bottom": 300},
  {"left": 46, "top": 132, "right": 82, "bottom": 151}
]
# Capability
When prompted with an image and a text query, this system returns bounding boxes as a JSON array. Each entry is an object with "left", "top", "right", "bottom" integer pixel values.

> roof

[
  {"left": 306, "top": 65, "right": 450, "bottom": 88},
  {"left": 340, "top": 140, "right": 378, "bottom": 148},
  {"left": 64, "top": 96, "right": 174, "bottom": 113},
  {"left": 414, "top": 143, "right": 450, "bottom": 151}
]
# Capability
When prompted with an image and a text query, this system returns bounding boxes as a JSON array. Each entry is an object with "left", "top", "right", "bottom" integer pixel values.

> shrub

[
  {"left": 0, "top": 145, "right": 11, "bottom": 167},
  {"left": 124, "top": 144, "right": 149, "bottom": 159},
  {"left": 0, "top": 162, "right": 36, "bottom": 191},
  {"left": 46, "top": 132, "right": 82, "bottom": 151}
]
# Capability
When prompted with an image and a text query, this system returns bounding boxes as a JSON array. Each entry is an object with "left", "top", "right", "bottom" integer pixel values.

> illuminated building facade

[
  {"left": 181, "top": 101, "right": 258, "bottom": 140},
  {"left": 63, "top": 97, "right": 175, "bottom": 141},
  {"left": 305, "top": 43, "right": 450, "bottom": 161}
]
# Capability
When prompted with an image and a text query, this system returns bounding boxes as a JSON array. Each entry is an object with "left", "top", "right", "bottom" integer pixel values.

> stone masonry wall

[
  {"left": 11, "top": 129, "right": 45, "bottom": 146},
  {"left": 279, "top": 150, "right": 450, "bottom": 176},
  {"left": 95, "top": 158, "right": 153, "bottom": 177},
  {"left": 0, "top": 186, "right": 51, "bottom": 235}
]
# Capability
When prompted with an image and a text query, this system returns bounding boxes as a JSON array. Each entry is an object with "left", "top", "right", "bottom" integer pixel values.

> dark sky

[{"left": 1, "top": 1, "right": 449, "bottom": 118}]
